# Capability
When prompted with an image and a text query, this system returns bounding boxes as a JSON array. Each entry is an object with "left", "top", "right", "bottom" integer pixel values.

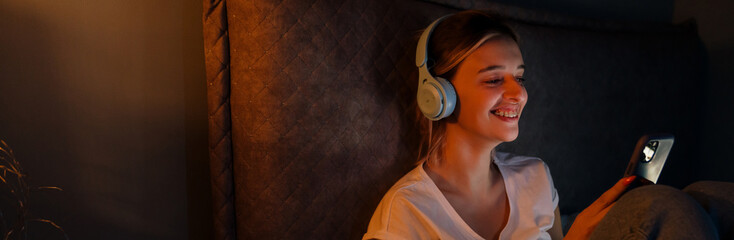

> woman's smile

[{"left": 490, "top": 107, "right": 520, "bottom": 122}]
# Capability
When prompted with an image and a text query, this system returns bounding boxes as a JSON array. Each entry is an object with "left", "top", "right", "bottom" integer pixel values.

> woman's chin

[
  {"left": 494, "top": 131, "right": 519, "bottom": 143},
  {"left": 479, "top": 131, "right": 519, "bottom": 144},
  {"left": 501, "top": 135, "right": 519, "bottom": 143}
]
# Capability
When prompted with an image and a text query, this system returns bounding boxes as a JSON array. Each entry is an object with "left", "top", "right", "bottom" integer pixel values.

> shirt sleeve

[{"left": 542, "top": 161, "right": 559, "bottom": 208}]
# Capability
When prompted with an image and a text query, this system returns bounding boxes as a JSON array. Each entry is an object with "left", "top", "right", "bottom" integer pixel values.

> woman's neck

[{"left": 425, "top": 126, "right": 502, "bottom": 197}]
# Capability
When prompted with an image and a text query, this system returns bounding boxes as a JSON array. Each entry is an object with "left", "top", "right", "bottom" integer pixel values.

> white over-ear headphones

[{"left": 416, "top": 15, "right": 456, "bottom": 121}]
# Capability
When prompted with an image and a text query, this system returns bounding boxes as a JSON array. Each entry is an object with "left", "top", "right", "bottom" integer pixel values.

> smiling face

[{"left": 446, "top": 36, "right": 527, "bottom": 145}]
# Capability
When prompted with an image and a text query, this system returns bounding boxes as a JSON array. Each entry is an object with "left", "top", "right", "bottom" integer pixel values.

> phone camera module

[{"left": 642, "top": 141, "right": 658, "bottom": 162}]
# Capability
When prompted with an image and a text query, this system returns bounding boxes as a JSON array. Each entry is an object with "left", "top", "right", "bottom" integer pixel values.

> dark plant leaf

[{"left": 29, "top": 219, "right": 68, "bottom": 240}]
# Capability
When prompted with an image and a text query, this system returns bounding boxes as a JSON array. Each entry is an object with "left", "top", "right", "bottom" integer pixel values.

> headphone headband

[{"left": 415, "top": 15, "right": 449, "bottom": 68}]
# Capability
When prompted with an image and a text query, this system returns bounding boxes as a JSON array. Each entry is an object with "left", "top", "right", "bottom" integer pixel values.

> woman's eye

[
  {"left": 516, "top": 77, "right": 526, "bottom": 85},
  {"left": 484, "top": 79, "right": 502, "bottom": 85}
]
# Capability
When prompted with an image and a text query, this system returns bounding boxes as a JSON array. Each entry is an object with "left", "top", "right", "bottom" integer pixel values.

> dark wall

[
  {"left": 675, "top": 0, "right": 734, "bottom": 183},
  {"left": 493, "top": 0, "right": 673, "bottom": 22},
  {"left": 0, "top": 0, "right": 210, "bottom": 239}
]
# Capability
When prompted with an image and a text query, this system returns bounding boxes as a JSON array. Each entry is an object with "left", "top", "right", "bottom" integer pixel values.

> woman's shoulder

[
  {"left": 494, "top": 151, "right": 559, "bottom": 217},
  {"left": 377, "top": 164, "right": 437, "bottom": 206},
  {"left": 363, "top": 165, "right": 446, "bottom": 240}
]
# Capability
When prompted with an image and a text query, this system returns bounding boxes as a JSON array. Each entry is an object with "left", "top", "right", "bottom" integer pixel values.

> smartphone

[{"left": 624, "top": 134, "right": 674, "bottom": 188}]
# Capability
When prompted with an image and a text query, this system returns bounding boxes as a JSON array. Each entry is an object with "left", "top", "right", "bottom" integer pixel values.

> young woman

[{"left": 363, "top": 10, "right": 720, "bottom": 240}]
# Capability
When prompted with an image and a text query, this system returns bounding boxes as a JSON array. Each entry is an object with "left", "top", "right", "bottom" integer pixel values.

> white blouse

[{"left": 363, "top": 152, "right": 559, "bottom": 240}]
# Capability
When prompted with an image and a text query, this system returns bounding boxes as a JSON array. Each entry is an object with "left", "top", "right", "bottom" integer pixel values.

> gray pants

[{"left": 590, "top": 181, "right": 734, "bottom": 240}]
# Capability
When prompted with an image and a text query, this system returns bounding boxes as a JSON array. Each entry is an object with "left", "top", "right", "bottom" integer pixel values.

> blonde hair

[{"left": 415, "top": 10, "right": 518, "bottom": 166}]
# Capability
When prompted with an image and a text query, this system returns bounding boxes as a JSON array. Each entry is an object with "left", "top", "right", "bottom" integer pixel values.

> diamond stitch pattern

[{"left": 221, "top": 1, "right": 438, "bottom": 238}]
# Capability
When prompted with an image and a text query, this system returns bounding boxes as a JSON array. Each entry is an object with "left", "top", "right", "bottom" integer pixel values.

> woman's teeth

[{"left": 492, "top": 110, "right": 518, "bottom": 118}]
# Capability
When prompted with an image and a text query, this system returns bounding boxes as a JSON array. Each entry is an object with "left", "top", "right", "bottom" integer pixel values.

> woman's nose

[{"left": 502, "top": 75, "right": 526, "bottom": 101}]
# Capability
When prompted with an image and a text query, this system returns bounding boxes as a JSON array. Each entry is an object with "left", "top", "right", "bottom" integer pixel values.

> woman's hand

[{"left": 564, "top": 175, "right": 636, "bottom": 240}]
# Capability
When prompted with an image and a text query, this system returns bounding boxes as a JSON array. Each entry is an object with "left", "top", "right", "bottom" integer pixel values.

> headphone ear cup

[
  {"left": 417, "top": 77, "right": 444, "bottom": 120},
  {"left": 434, "top": 77, "right": 456, "bottom": 119},
  {"left": 417, "top": 76, "right": 457, "bottom": 121}
]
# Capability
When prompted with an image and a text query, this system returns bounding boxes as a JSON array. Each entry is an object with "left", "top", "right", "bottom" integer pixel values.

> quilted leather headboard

[{"left": 203, "top": 0, "right": 705, "bottom": 238}]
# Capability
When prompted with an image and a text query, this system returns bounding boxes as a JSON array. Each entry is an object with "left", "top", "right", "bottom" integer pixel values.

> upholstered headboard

[{"left": 202, "top": 0, "right": 705, "bottom": 238}]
